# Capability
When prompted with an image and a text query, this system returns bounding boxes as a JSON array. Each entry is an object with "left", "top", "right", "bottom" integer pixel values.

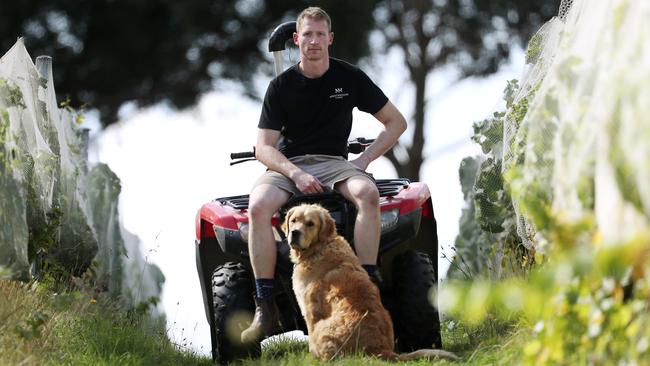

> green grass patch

[
  {"left": 230, "top": 316, "right": 525, "bottom": 365},
  {"left": 0, "top": 280, "right": 211, "bottom": 366},
  {"left": 1, "top": 278, "right": 528, "bottom": 365}
]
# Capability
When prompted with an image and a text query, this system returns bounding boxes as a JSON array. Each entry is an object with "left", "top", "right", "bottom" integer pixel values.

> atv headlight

[
  {"left": 380, "top": 209, "right": 399, "bottom": 233},
  {"left": 237, "top": 222, "right": 281, "bottom": 242},
  {"left": 237, "top": 222, "right": 249, "bottom": 242}
]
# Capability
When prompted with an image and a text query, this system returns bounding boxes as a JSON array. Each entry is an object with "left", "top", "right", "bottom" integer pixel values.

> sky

[{"left": 88, "top": 45, "right": 525, "bottom": 355}]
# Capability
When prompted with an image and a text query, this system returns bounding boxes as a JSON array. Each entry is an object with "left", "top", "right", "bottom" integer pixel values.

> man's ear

[
  {"left": 318, "top": 208, "right": 336, "bottom": 242},
  {"left": 293, "top": 32, "right": 299, "bottom": 46},
  {"left": 329, "top": 32, "right": 334, "bottom": 46},
  {"left": 282, "top": 207, "right": 295, "bottom": 235}
]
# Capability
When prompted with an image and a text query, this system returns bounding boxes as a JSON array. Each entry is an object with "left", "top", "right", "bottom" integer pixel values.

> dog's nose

[
  {"left": 290, "top": 230, "right": 301, "bottom": 241},
  {"left": 289, "top": 230, "right": 302, "bottom": 248}
]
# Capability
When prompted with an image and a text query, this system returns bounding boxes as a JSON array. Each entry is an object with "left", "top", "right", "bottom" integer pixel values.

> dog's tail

[{"left": 395, "top": 349, "right": 459, "bottom": 361}]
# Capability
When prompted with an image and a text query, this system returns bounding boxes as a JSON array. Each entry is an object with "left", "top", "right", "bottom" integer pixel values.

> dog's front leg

[
  {"left": 292, "top": 274, "right": 308, "bottom": 319},
  {"left": 305, "top": 281, "right": 331, "bottom": 324}
]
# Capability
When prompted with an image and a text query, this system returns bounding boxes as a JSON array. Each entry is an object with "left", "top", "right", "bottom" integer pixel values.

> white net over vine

[
  {"left": 502, "top": 0, "right": 650, "bottom": 250},
  {"left": 0, "top": 40, "right": 162, "bottom": 309}
]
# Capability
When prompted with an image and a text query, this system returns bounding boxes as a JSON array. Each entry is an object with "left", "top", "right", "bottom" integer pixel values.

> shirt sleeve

[
  {"left": 258, "top": 80, "right": 284, "bottom": 130},
  {"left": 355, "top": 68, "right": 388, "bottom": 115}
]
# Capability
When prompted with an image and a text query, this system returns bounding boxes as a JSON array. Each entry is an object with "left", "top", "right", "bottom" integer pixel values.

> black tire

[
  {"left": 391, "top": 250, "right": 442, "bottom": 351},
  {"left": 211, "top": 262, "right": 260, "bottom": 364}
]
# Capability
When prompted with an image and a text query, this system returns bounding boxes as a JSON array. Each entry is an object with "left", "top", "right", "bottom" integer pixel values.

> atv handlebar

[
  {"left": 347, "top": 137, "right": 375, "bottom": 154},
  {"left": 230, "top": 150, "right": 255, "bottom": 160},
  {"left": 230, "top": 149, "right": 256, "bottom": 166},
  {"left": 229, "top": 138, "right": 375, "bottom": 165}
]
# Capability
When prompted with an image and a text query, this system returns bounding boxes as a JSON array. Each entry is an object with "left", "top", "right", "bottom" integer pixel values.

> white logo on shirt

[{"left": 329, "top": 87, "right": 349, "bottom": 99}]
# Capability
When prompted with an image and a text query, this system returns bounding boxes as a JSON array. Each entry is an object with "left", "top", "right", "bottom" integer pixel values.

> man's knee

[
  {"left": 249, "top": 199, "right": 269, "bottom": 221},
  {"left": 248, "top": 185, "right": 289, "bottom": 221},
  {"left": 351, "top": 181, "right": 379, "bottom": 208}
]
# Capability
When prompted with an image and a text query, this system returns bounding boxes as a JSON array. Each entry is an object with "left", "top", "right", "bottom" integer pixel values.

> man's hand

[
  {"left": 349, "top": 155, "right": 371, "bottom": 170},
  {"left": 293, "top": 171, "right": 324, "bottom": 194}
]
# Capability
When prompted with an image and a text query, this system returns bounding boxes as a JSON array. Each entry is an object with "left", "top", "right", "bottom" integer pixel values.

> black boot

[{"left": 241, "top": 297, "right": 283, "bottom": 344}]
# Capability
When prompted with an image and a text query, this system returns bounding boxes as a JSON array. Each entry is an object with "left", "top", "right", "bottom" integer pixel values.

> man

[{"left": 241, "top": 6, "right": 407, "bottom": 344}]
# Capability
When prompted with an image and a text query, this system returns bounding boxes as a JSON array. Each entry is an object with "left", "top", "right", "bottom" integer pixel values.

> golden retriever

[{"left": 283, "top": 204, "right": 458, "bottom": 361}]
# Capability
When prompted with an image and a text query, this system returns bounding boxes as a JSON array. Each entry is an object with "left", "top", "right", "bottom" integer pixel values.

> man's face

[{"left": 294, "top": 18, "right": 333, "bottom": 62}]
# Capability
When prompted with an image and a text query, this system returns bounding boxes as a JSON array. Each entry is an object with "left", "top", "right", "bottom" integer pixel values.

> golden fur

[
  {"left": 283, "top": 204, "right": 394, "bottom": 360},
  {"left": 283, "top": 204, "right": 459, "bottom": 362}
]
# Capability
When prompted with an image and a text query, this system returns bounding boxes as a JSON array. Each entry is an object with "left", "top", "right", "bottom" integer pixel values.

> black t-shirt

[{"left": 258, "top": 58, "right": 388, "bottom": 158}]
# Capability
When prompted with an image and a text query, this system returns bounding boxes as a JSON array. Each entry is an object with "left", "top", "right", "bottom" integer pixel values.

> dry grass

[{"left": 0, "top": 280, "right": 62, "bottom": 364}]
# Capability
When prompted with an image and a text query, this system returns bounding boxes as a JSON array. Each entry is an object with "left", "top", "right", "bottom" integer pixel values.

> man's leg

[
  {"left": 336, "top": 176, "right": 381, "bottom": 266},
  {"left": 241, "top": 183, "right": 290, "bottom": 343},
  {"left": 248, "top": 184, "right": 291, "bottom": 279}
]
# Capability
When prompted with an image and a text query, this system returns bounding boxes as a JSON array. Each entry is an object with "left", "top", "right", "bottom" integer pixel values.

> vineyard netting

[
  {"left": 450, "top": 0, "right": 650, "bottom": 279},
  {"left": 0, "top": 39, "right": 163, "bottom": 310},
  {"left": 445, "top": 0, "right": 650, "bottom": 363}
]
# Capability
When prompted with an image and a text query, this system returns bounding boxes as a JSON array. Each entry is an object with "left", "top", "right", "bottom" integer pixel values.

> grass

[
  {"left": 231, "top": 315, "right": 527, "bottom": 365},
  {"left": 1, "top": 278, "right": 527, "bottom": 365},
  {"left": 0, "top": 280, "right": 211, "bottom": 366}
]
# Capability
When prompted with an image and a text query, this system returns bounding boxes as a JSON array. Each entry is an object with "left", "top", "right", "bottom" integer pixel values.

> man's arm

[
  {"left": 350, "top": 101, "right": 407, "bottom": 170},
  {"left": 255, "top": 128, "right": 324, "bottom": 193}
]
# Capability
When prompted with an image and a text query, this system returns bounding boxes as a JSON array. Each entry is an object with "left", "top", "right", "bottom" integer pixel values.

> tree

[
  {"left": 1, "top": 0, "right": 562, "bottom": 173},
  {"left": 0, "top": 0, "right": 379, "bottom": 125},
  {"left": 376, "top": 0, "right": 561, "bottom": 180}
]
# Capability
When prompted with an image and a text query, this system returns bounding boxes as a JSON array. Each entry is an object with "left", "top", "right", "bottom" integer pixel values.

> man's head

[
  {"left": 294, "top": 7, "right": 334, "bottom": 62},
  {"left": 297, "top": 7, "right": 331, "bottom": 32}
]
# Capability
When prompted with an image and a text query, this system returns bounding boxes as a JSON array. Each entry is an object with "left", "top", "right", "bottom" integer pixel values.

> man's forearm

[
  {"left": 361, "top": 124, "right": 403, "bottom": 163},
  {"left": 255, "top": 144, "right": 302, "bottom": 180},
  {"left": 360, "top": 105, "right": 408, "bottom": 165}
]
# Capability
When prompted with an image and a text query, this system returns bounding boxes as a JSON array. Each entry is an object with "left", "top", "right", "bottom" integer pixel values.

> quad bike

[{"left": 194, "top": 21, "right": 441, "bottom": 364}]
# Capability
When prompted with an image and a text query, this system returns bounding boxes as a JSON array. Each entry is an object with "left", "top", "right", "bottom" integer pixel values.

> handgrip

[{"left": 230, "top": 151, "right": 255, "bottom": 160}]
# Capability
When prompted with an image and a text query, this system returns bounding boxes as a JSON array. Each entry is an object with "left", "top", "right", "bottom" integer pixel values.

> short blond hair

[{"left": 296, "top": 7, "right": 332, "bottom": 32}]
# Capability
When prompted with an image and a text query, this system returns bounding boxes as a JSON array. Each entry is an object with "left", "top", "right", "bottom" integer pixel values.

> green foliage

[
  {"left": 59, "top": 97, "right": 86, "bottom": 125},
  {"left": 129, "top": 296, "right": 161, "bottom": 320},
  {"left": 0, "top": 1, "right": 559, "bottom": 127},
  {"left": 27, "top": 203, "right": 62, "bottom": 261},
  {"left": 14, "top": 310, "right": 49, "bottom": 340},
  {"left": 474, "top": 157, "right": 509, "bottom": 233},
  {"left": 447, "top": 157, "right": 486, "bottom": 279},
  {"left": 526, "top": 33, "right": 543, "bottom": 64},
  {"left": 450, "top": 81, "right": 534, "bottom": 280},
  {"left": 0, "top": 98, "right": 29, "bottom": 279},
  {"left": 509, "top": 96, "right": 530, "bottom": 130},
  {"left": 0, "top": 280, "right": 210, "bottom": 366},
  {"left": 504, "top": 79, "right": 520, "bottom": 108},
  {"left": 472, "top": 112, "right": 505, "bottom": 156},
  {"left": 0, "top": 1, "right": 380, "bottom": 125},
  {"left": 449, "top": 1, "right": 650, "bottom": 364},
  {"left": 608, "top": 103, "right": 644, "bottom": 214},
  {"left": 0, "top": 78, "right": 26, "bottom": 108},
  {"left": 442, "top": 316, "right": 525, "bottom": 364},
  {"left": 444, "top": 234, "right": 650, "bottom": 365}
]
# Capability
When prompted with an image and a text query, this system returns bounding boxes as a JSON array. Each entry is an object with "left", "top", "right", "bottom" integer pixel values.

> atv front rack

[{"left": 216, "top": 178, "right": 411, "bottom": 210}]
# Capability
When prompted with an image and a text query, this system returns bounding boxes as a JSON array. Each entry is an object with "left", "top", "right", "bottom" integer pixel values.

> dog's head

[{"left": 282, "top": 204, "right": 336, "bottom": 250}]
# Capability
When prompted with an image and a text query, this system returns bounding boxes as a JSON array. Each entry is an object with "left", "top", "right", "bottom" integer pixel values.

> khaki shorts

[{"left": 253, "top": 155, "right": 374, "bottom": 196}]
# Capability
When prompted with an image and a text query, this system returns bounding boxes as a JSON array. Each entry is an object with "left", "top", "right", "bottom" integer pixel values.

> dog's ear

[
  {"left": 318, "top": 208, "right": 337, "bottom": 242},
  {"left": 282, "top": 207, "right": 295, "bottom": 235}
]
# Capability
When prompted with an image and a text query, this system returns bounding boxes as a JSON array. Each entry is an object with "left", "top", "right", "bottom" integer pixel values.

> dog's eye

[{"left": 306, "top": 221, "right": 315, "bottom": 227}]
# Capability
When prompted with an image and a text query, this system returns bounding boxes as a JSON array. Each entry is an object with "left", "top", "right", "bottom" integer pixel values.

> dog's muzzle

[{"left": 288, "top": 230, "right": 302, "bottom": 249}]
